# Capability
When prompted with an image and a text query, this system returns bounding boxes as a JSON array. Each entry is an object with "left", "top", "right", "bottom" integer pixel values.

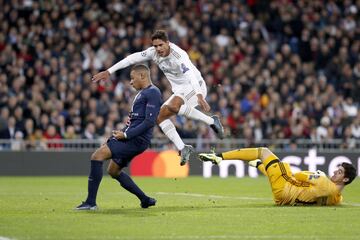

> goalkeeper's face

[
  {"left": 152, "top": 39, "right": 170, "bottom": 57},
  {"left": 330, "top": 166, "right": 347, "bottom": 185}
]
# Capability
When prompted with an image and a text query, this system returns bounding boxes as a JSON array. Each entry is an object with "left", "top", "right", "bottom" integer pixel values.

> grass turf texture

[{"left": 0, "top": 176, "right": 360, "bottom": 240}]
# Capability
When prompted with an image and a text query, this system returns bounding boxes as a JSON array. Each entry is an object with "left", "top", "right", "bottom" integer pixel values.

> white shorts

[{"left": 164, "top": 81, "right": 207, "bottom": 107}]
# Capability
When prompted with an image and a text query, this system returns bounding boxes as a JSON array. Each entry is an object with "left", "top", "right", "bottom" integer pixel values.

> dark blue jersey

[{"left": 123, "top": 85, "right": 162, "bottom": 143}]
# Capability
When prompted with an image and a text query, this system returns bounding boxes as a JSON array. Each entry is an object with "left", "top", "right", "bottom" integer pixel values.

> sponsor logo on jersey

[{"left": 131, "top": 112, "right": 139, "bottom": 116}]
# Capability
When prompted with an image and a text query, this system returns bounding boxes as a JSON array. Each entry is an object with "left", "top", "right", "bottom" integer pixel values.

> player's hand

[
  {"left": 92, "top": 70, "right": 110, "bottom": 83},
  {"left": 112, "top": 130, "right": 125, "bottom": 140},
  {"left": 316, "top": 170, "right": 326, "bottom": 176},
  {"left": 197, "top": 94, "right": 210, "bottom": 112}
]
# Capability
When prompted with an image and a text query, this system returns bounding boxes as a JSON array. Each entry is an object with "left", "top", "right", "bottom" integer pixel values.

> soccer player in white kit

[{"left": 92, "top": 30, "right": 224, "bottom": 166}]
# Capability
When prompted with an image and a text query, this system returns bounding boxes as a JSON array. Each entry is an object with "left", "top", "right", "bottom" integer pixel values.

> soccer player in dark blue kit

[{"left": 75, "top": 64, "right": 162, "bottom": 210}]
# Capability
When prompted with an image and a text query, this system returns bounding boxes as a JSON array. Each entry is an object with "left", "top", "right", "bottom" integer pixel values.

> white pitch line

[
  {"left": 32, "top": 235, "right": 359, "bottom": 240},
  {"left": 155, "top": 192, "right": 272, "bottom": 201},
  {"left": 147, "top": 236, "right": 359, "bottom": 240},
  {"left": 0, "top": 237, "right": 15, "bottom": 240},
  {"left": 343, "top": 202, "right": 360, "bottom": 207}
]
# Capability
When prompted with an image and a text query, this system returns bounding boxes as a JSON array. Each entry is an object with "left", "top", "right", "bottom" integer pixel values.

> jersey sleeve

[
  {"left": 107, "top": 47, "right": 154, "bottom": 74},
  {"left": 180, "top": 56, "right": 203, "bottom": 95},
  {"left": 124, "top": 88, "right": 162, "bottom": 139}
]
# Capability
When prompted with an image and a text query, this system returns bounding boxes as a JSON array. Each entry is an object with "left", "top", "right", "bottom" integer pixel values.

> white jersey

[{"left": 107, "top": 42, "right": 204, "bottom": 94}]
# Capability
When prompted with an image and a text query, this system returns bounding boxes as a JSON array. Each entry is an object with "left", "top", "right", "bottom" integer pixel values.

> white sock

[
  {"left": 159, "top": 119, "right": 185, "bottom": 150},
  {"left": 178, "top": 104, "right": 214, "bottom": 125}
]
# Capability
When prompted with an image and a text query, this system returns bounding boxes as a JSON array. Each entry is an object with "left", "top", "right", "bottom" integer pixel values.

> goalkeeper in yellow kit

[{"left": 199, "top": 147, "right": 357, "bottom": 206}]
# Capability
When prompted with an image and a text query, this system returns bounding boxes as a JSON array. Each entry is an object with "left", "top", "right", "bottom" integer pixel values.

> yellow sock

[
  {"left": 257, "top": 163, "right": 268, "bottom": 176},
  {"left": 222, "top": 148, "right": 261, "bottom": 161}
]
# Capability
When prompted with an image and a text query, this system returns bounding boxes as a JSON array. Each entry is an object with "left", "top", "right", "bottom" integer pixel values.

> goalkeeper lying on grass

[{"left": 199, "top": 147, "right": 356, "bottom": 206}]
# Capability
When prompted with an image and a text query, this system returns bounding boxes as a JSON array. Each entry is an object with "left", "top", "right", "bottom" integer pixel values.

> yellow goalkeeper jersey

[{"left": 279, "top": 171, "right": 342, "bottom": 206}]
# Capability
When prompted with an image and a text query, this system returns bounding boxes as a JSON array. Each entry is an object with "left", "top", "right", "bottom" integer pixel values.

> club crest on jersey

[
  {"left": 141, "top": 51, "right": 147, "bottom": 57},
  {"left": 181, "top": 63, "right": 189, "bottom": 73}
]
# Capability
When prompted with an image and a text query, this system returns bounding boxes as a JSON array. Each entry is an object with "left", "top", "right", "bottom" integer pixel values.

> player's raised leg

[
  {"left": 157, "top": 97, "right": 194, "bottom": 166},
  {"left": 107, "top": 160, "right": 156, "bottom": 208},
  {"left": 178, "top": 104, "right": 224, "bottom": 139},
  {"left": 75, "top": 144, "right": 111, "bottom": 210},
  {"left": 199, "top": 147, "right": 279, "bottom": 171},
  {"left": 177, "top": 85, "right": 224, "bottom": 139}
]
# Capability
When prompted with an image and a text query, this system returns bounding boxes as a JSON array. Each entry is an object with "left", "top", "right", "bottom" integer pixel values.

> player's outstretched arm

[
  {"left": 92, "top": 47, "right": 154, "bottom": 83},
  {"left": 92, "top": 70, "right": 110, "bottom": 83}
]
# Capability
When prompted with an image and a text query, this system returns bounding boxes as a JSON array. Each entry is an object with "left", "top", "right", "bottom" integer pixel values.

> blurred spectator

[
  {"left": 30, "top": 128, "right": 48, "bottom": 150},
  {"left": 316, "top": 116, "right": 331, "bottom": 142},
  {"left": 94, "top": 116, "right": 105, "bottom": 136},
  {"left": 0, "top": 116, "right": 18, "bottom": 139},
  {"left": 82, "top": 122, "right": 98, "bottom": 140},
  {"left": 43, "top": 125, "right": 63, "bottom": 149},
  {"left": 0, "top": 107, "right": 10, "bottom": 133},
  {"left": 64, "top": 125, "right": 78, "bottom": 140},
  {"left": 343, "top": 125, "right": 357, "bottom": 149},
  {"left": 343, "top": 97, "right": 358, "bottom": 118},
  {"left": 178, "top": 120, "right": 197, "bottom": 139},
  {"left": 351, "top": 116, "right": 360, "bottom": 139},
  {"left": 11, "top": 131, "right": 25, "bottom": 151}
]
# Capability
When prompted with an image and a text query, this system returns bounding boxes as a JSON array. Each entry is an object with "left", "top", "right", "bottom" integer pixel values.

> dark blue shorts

[{"left": 106, "top": 137, "right": 148, "bottom": 168}]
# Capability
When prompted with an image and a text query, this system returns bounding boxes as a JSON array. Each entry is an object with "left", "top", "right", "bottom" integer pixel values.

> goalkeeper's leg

[
  {"left": 199, "top": 147, "right": 278, "bottom": 176},
  {"left": 222, "top": 147, "right": 283, "bottom": 177},
  {"left": 219, "top": 147, "right": 277, "bottom": 163}
]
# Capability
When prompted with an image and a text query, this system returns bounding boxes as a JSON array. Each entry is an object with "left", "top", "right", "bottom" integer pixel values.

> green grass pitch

[{"left": 1, "top": 176, "right": 360, "bottom": 240}]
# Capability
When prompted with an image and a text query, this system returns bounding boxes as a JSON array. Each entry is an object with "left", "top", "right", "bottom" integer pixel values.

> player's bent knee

[
  {"left": 91, "top": 151, "right": 105, "bottom": 160},
  {"left": 260, "top": 147, "right": 270, "bottom": 154},
  {"left": 107, "top": 167, "right": 121, "bottom": 178},
  {"left": 90, "top": 151, "right": 100, "bottom": 160},
  {"left": 157, "top": 106, "right": 174, "bottom": 123},
  {"left": 107, "top": 160, "right": 121, "bottom": 178},
  {"left": 157, "top": 114, "right": 165, "bottom": 124},
  {"left": 91, "top": 145, "right": 111, "bottom": 161},
  {"left": 260, "top": 147, "right": 277, "bottom": 161},
  {"left": 91, "top": 148, "right": 108, "bottom": 161},
  {"left": 167, "top": 104, "right": 181, "bottom": 113},
  {"left": 107, "top": 168, "right": 118, "bottom": 178}
]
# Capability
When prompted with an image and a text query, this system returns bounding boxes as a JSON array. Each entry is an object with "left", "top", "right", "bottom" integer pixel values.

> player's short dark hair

[
  {"left": 342, "top": 162, "right": 356, "bottom": 185},
  {"left": 131, "top": 64, "right": 150, "bottom": 73},
  {"left": 151, "top": 30, "right": 169, "bottom": 42}
]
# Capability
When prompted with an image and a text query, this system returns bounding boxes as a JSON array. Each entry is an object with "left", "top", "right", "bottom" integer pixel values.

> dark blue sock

[
  {"left": 85, "top": 160, "right": 103, "bottom": 205},
  {"left": 115, "top": 172, "right": 147, "bottom": 201}
]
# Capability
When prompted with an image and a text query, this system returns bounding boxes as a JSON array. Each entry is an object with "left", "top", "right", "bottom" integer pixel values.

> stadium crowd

[{"left": 0, "top": 0, "right": 359, "bottom": 150}]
